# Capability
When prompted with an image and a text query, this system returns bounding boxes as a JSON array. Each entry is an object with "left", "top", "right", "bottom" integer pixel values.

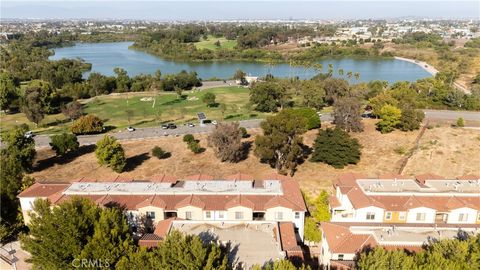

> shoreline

[{"left": 394, "top": 56, "right": 438, "bottom": 76}]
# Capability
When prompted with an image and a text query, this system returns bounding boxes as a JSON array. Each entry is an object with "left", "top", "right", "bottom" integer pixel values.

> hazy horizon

[{"left": 1, "top": 1, "right": 479, "bottom": 21}]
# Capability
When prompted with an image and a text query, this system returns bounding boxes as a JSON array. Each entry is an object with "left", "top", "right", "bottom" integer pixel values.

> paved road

[{"left": 31, "top": 110, "right": 479, "bottom": 148}]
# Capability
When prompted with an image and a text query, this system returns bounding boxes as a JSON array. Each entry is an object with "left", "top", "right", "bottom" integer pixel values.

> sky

[{"left": 1, "top": 1, "right": 479, "bottom": 21}]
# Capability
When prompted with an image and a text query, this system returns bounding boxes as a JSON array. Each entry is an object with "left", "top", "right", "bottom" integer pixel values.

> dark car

[
  {"left": 167, "top": 123, "right": 177, "bottom": 129},
  {"left": 161, "top": 124, "right": 169, "bottom": 129}
]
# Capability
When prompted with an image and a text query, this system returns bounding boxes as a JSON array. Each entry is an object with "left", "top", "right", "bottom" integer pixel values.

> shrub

[
  {"left": 239, "top": 127, "right": 249, "bottom": 138},
  {"left": 152, "top": 146, "right": 170, "bottom": 159},
  {"left": 376, "top": 104, "right": 401, "bottom": 133},
  {"left": 290, "top": 108, "right": 321, "bottom": 130},
  {"left": 202, "top": 92, "right": 216, "bottom": 107},
  {"left": 95, "top": 135, "right": 126, "bottom": 173},
  {"left": 456, "top": 117, "right": 465, "bottom": 127},
  {"left": 398, "top": 108, "right": 424, "bottom": 131},
  {"left": 183, "top": 134, "right": 195, "bottom": 143},
  {"left": 207, "top": 122, "right": 245, "bottom": 162},
  {"left": 188, "top": 141, "right": 204, "bottom": 154},
  {"left": 70, "top": 114, "right": 104, "bottom": 135},
  {"left": 49, "top": 133, "right": 79, "bottom": 156}
]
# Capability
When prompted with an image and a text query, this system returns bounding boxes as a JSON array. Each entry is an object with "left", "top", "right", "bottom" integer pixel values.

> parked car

[
  {"left": 187, "top": 123, "right": 195, "bottom": 127},
  {"left": 127, "top": 126, "right": 135, "bottom": 132},
  {"left": 167, "top": 123, "right": 177, "bottom": 129},
  {"left": 212, "top": 120, "right": 218, "bottom": 125},
  {"left": 161, "top": 124, "right": 169, "bottom": 129},
  {"left": 24, "top": 131, "right": 35, "bottom": 138}
]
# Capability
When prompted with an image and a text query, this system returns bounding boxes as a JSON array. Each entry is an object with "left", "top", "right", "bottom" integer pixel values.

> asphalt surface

[{"left": 28, "top": 110, "right": 480, "bottom": 148}]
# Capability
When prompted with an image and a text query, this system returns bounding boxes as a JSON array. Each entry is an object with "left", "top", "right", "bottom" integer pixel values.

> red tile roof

[
  {"left": 183, "top": 174, "right": 214, "bottom": 181},
  {"left": 224, "top": 195, "right": 255, "bottom": 209},
  {"left": 225, "top": 173, "right": 254, "bottom": 181},
  {"left": 153, "top": 217, "right": 178, "bottom": 239},
  {"left": 279, "top": 222, "right": 303, "bottom": 259},
  {"left": 329, "top": 196, "right": 341, "bottom": 208},
  {"left": 321, "top": 222, "right": 377, "bottom": 254},
  {"left": 18, "top": 183, "right": 70, "bottom": 198},
  {"left": 175, "top": 195, "right": 206, "bottom": 209}
]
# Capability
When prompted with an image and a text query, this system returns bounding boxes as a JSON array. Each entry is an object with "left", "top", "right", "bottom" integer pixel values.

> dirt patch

[
  {"left": 402, "top": 126, "right": 480, "bottom": 178},
  {"left": 33, "top": 120, "right": 475, "bottom": 194}
]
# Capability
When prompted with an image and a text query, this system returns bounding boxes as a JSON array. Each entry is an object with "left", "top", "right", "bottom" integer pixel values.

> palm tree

[
  {"left": 338, "top": 68, "right": 344, "bottom": 76},
  {"left": 347, "top": 71, "right": 353, "bottom": 79},
  {"left": 328, "top": 63, "right": 334, "bottom": 75},
  {"left": 354, "top": 72, "right": 360, "bottom": 81}
]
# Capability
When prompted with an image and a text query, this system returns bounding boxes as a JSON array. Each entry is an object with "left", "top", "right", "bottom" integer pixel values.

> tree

[
  {"left": 21, "top": 197, "right": 135, "bottom": 270},
  {"left": 310, "top": 128, "right": 361, "bottom": 169},
  {"left": 1, "top": 124, "right": 36, "bottom": 173},
  {"left": 0, "top": 71, "right": 19, "bottom": 111},
  {"left": 207, "top": 122, "right": 245, "bottom": 162},
  {"left": 368, "top": 91, "right": 398, "bottom": 117},
  {"left": 49, "top": 133, "right": 79, "bottom": 156},
  {"left": 233, "top": 69, "right": 247, "bottom": 85},
  {"left": 376, "top": 105, "right": 402, "bottom": 133},
  {"left": 300, "top": 80, "right": 326, "bottom": 110},
  {"left": 357, "top": 247, "right": 416, "bottom": 270},
  {"left": 21, "top": 85, "right": 45, "bottom": 126},
  {"left": 188, "top": 141, "right": 204, "bottom": 154},
  {"left": 214, "top": 40, "right": 221, "bottom": 47},
  {"left": 333, "top": 96, "right": 364, "bottom": 132},
  {"left": 323, "top": 78, "right": 350, "bottom": 105},
  {"left": 202, "top": 92, "right": 216, "bottom": 107},
  {"left": 304, "top": 217, "right": 321, "bottom": 243},
  {"left": 152, "top": 146, "right": 170, "bottom": 159},
  {"left": 456, "top": 117, "right": 465, "bottom": 127},
  {"left": 250, "top": 81, "right": 288, "bottom": 112},
  {"left": 70, "top": 114, "right": 104, "bottom": 135},
  {"left": 62, "top": 101, "right": 83, "bottom": 121},
  {"left": 95, "top": 135, "right": 126, "bottom": 173},
  {"left": 114, "top": 67, "right": 130, "bottom": 92},
  {"left": 219, "top": 103, "right": 227, "bottom": 118},
  {"left": 254, "top": 109, "right": 307, "bottom": 175},
  {"left": 398, "top": 108, "right": 424, "bottom": 131},
  {"left": 174, "top": 87, "right": 183, "bottom": 99},
  {"left": 78, "top": 207, "right": 133, "bottom": 268},
  {"left": 23, "top": 80, "right": 60, "bottom": 114}
]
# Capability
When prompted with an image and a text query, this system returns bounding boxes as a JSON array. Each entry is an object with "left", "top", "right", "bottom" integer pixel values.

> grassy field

[
  {"left": 0, "top": 86, "right": 272, "bottom": 135},
  {"left": 193, "top": 35, "right": 237, "bottom": 50}
]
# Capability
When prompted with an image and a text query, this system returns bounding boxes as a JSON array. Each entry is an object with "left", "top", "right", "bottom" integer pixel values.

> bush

[
  {"left": 95, "top": 135, "right": 126, "bottom": 173},
  {"left": 49, "top": 133, "right": 79, "bottom": 156},
  {"left": 376, "top": 104, "right": 401, "bottom": 134},
  {"left": 456, "top": 117, "right": 465, "bottom": 127},
  {"left": 152, "top": 146, "right": 170, "bottom": 159},
  {"left": 207, "top": 122, "right": 245, "bottom": 162},
  {"left": 239, "top": 127, "right": 249, "bottom": 138},
  {"left": 202, "top": 92, "right": 216, "bottom": 107},
  {"left": 310, "top": 128, "right": 362, "bottom": 168},
  {"left": 290, "top": 108, "right": 321, "bottom": 130},
  {"left": 183, "top": 134, "right": 194, "bottom": 143},
  {"left": 70, "top": 114, "right": 104, "bottom": 135},
  {"left": 398, "top": 108, "right": 424, "bottom": 131},
  {"left": 188, "top": 141, "right": 204, "bottom": 154}
]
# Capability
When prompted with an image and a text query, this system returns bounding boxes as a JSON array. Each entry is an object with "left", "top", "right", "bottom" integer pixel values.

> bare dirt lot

[{"left": 30, "top": 120, "right": 480, "bottom": 195}]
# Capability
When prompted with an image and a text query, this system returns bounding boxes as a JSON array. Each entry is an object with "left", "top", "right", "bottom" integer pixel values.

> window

[
  {"left": 146, "top": 211, "right": 155, "bottom": 219},
  {"left": 275, "top": 212, "right": 283, "bottom": 220},
  {"left": 458, "top": 213, "right": 468, "bottom": 222},
  {"left": 385, "top": 212, "right": 392, "bottom": 220},
  {"left": 186, "top": 211, "right": 192, "bottom": 220},
  {"left": 416, "top": 213, "right": 426, "bottom": 221},
  {"left": 218, "top": 211, "right": 225, "bottom": 219},
  {"left": 366, "top": 212, "right": 375, "bottom": 220},
  {"left": 295, "top": 212, "right": 300, "bottom": 219},
  {"left": 235, "top": 212, "right": 244, "bottom": 220},
  {"left": 338, "top": 254, "right": 344, "bottom": 261},
  {"left": 205, "top": 211, "right": 211, "bottom": 219},
  {"left": 399, "top": 212, "right": 406, "bottom": 220}
]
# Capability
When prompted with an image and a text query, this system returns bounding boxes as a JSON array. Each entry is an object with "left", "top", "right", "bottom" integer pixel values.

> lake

[{"left": 50, "top": 42, "right": 432, "bottom": 83}]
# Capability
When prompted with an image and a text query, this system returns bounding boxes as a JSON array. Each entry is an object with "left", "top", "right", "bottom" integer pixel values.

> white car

[
  {"left": 127, "top": 126, "right": 135, "bottom": 132},
  {"left": 187, "top": 123, "right": 195, "bottom": 127},
  {"left": 24, "top": 131, "right": 35, "bottom": 138},
  {"left": 212, "top": 120, "right": 218, "bottom": 125}
]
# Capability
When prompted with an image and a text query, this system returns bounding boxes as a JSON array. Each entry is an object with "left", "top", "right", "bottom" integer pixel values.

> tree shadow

[
  {"left": 124, "top": 152, "right": 150, "bottom": 172},
  {"left": 34, "top": 144, "right": 96, "bottom": 171},
  {"left": 239, "top": 141, "right": 252, "bottom": 162}
]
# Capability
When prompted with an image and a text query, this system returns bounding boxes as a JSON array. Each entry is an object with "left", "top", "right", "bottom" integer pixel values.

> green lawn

[
  {"left": 0, "top": 86, "right": 270, "bottom": 135},
  {"left": 193, "top": 35, "right": 237, "bottom": 50}
]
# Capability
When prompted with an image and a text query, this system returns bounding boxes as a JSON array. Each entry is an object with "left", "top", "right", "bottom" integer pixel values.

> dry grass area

[
  {"left": 31, "top": 120, "right": 425, "bottom": 194},
  {"left": 403, "top": 126, "right": 480, "bottom": 178}
]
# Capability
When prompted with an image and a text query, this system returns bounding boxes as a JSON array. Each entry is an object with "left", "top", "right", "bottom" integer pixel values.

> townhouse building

[
  {"left": 320, "top": 173, "right": 480, "bottom": 269},
  {"left": 329, "top": 173, "right": 480, "bottom": 225},
  {"left": 18, "top": 173, "right": 307, "bottom": 239}
]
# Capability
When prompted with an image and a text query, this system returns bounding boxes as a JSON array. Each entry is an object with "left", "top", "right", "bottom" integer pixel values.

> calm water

[{"left": 50, "top": 42, "right": 432, "bottom": 83}]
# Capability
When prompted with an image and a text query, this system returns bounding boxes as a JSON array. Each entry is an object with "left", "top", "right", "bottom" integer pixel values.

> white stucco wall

[
  {"left": 406, "top": 207, "right": 436, "bottom": 223},
  {"left": 447, "top": 207, "right": 478, "bottom": 224}
]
